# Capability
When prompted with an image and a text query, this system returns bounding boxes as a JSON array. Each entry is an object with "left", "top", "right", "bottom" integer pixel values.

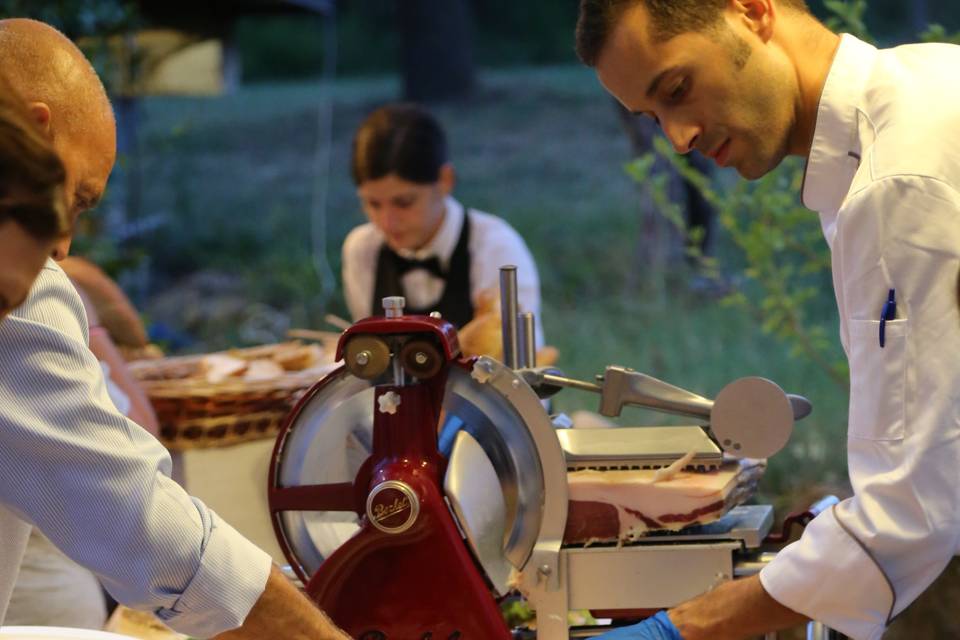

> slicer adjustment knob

[
  {"left": 344, "top": 335, "right": 391, "bottom": 380},
  {"left": 399, "top": 339, "right": 443, "bottom": 379},
  {"left": 378, "top": 391, "right": 402, "bottom": 415},
  {"left": 382, "top": 296, "right": 406, "bottom": 318},
  {"left": 471, "top": 359, "right": 495, "bottom": 383}
]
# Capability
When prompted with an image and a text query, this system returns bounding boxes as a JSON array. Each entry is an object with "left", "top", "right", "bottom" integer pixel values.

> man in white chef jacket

[{"left": 575, "top": 1, "right": 960, "bottom": 639}]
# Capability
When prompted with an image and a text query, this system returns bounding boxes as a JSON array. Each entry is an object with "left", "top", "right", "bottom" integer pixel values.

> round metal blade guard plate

[
  {"left": 711, "top": 376, "right": 794, "bottom": 459},
  {"left": 274, "top": 363, "right": 549, "bottom": 594}
]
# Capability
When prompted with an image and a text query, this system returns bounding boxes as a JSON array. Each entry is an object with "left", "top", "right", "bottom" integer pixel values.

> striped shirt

[{"left": 0, "top": 259, "right": 271, "bottom": 637}]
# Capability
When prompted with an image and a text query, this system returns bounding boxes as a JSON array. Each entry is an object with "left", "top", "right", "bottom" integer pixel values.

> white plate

[{"left": 0, "top": 628, "right": 138, "bottom": 640}]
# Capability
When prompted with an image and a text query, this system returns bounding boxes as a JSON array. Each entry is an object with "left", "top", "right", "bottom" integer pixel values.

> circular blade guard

[{"left": 273, "top": 363, "right": 549, "bottom": 594}]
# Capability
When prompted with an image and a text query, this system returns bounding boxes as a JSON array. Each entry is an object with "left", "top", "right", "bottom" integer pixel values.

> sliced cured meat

[{"left": 564, "top": 460, "right": 764, "bottom": 544}]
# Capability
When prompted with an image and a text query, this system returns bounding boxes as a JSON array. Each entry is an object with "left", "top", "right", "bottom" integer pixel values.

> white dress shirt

[
  {"left": 759, "top": 35, "right": 960, "bottom": 640},
  {"left": 0, "top": 260, "right": 272, "bottom": 637},
  {"left": 342, "top": 196, "right": 544, "bottom": 344}
]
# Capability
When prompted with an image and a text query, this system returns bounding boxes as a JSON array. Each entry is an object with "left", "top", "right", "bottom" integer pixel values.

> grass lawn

[{"left": 92, "top": 64, "right": 851, "bottom": 505}]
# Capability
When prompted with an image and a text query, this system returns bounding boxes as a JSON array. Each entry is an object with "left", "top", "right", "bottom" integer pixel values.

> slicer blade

[
  {"left": 272, "top": 363, "right": 553, "bottom": 593},
  {"left": 557, "top": 425, "right": 723, "bottom": 472}
]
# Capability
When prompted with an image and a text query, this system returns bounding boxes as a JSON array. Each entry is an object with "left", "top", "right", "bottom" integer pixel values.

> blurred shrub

[
  {"left": 472, "top": 0, "right": 579, "bottom": 66},
  {"left": 235, "top": 0, "right": 580, "bottom": 82},
  {"left": 235, "top": 4, "right": 402, "bottom": 82},
  {"left": 236, "top": 2, "right": 399, "bottom": 82}
]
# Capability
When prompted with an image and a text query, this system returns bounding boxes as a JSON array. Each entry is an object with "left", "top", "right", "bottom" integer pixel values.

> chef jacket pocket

[{"left": 848, "top": 318, "right": 908, "bottom": 441}]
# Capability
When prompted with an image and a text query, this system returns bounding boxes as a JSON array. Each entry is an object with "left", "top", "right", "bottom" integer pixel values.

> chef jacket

[
  {"left": 0, "top": 260, "right": 272, "bottom": 637},
  {"left": 759, "top": 35, "right": 960, "bottom": 640},
  {"left": 342, "top": 195, "right": 544, "bottom": 345}
]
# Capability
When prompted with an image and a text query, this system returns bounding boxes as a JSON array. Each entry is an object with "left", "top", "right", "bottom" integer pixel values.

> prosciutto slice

[{"left": 563, "top": 460, "right": 764, "bottom": 545}]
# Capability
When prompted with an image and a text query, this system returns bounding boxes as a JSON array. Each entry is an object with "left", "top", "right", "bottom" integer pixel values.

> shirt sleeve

[
  {"left": 760, "top": 176, "right": 960, "bottom": 640},
  {"left": 0, "top": 267, "right": 272, "bottom": 638}
]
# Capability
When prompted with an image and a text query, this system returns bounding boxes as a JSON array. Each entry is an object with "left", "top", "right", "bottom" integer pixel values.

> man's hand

[
  {"left": 213, "top": 565, "right": 352, "bottom": 640},
  {"left": 593, "top": 611, "right": 683, "bottom": 639}
]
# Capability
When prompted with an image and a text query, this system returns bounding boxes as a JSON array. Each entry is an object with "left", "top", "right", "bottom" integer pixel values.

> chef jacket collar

[{"left": 802, "top": 34, "right": 878, "bottom": 216}]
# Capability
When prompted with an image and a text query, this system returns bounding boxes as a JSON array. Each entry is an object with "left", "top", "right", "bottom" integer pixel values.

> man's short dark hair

[{"left": 575, "top": 0, "right": 810, "bottom": 67}]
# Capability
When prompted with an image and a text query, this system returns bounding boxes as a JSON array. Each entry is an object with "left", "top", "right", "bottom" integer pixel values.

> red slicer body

[{"left": 268, "top": 312, "right": 512, "bottom": 640}]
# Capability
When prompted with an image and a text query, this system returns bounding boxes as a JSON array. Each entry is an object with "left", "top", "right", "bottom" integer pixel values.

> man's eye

[{"left": 394, "top": 199, "right": 415, "bottom": 209}]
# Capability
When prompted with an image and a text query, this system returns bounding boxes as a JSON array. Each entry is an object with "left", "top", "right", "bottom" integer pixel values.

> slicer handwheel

[
  {"left": 343, "top": 335, "right": 391, "bottom": 380},
  {"left": 399, "top": 339, "right": 443, "bottom": 379}
]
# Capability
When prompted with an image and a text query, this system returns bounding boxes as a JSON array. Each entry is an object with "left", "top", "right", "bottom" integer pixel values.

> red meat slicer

[{"left": 268, "top": 267, "right": 826, "bottom": 639}]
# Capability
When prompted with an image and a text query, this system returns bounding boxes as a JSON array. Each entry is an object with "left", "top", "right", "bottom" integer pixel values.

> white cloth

[
  {"left": 5, "top": 529, "right": 107, "bottom": 629},
  {"left": 100, "top": 361, "right": 132, "bottom": 416},
  {"left": 0, "top": 260, "right": 273, "bottom": 637},
  {"left": 342, "top": 195, "right": 544, "bottom": 343},
  {"left": 759, "top": 35, "right": 960, "bottom": 640}
]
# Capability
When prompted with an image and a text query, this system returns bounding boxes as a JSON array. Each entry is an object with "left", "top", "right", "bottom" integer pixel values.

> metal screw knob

[
  {"left": 382, "top": 296, "right": 405, "bottom": 318},
  {"left": 355, "top": 350, "right": 370, "bottom": 366},
  {"left": 414, "top": 352, "right": 428, "bottom": 365}
]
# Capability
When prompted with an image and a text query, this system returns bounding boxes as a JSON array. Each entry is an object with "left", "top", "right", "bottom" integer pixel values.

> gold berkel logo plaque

[{"left": 366, "top": 480, "right": 420, "bottom": 534}]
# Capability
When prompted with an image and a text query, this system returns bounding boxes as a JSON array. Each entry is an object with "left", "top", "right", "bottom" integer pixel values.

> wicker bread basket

[{"left": 128, "top": 339, "right": 340, "bottom": 451}]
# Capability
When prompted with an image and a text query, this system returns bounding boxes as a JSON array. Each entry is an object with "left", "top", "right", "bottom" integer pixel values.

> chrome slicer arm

[
  {"left": 497, "top": 265, "right": 811, "bottom": 459},
  {"left": 520, "top": 365, "right": 809, "bottom": 459}
]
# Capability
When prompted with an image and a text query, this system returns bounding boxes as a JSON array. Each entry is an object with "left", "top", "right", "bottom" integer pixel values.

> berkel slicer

[{"left": 268, "top": 266, "right": 835, "bottom": 639}]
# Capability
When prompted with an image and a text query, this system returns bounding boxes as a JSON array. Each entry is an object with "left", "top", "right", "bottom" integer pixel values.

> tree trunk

[
  {"left": 614, "top": 100, "right": 717, "bottom": 292},
  {"left": 614, "top": 101, "right": 686, "bottom": 288},
  {"left": 398, "top": 0, "right": 476, "bottom": 102}
]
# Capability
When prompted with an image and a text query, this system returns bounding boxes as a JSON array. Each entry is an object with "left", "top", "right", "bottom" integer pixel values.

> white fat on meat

[{"left": 567, "top": 463, "right": 740, "bottom": 541}]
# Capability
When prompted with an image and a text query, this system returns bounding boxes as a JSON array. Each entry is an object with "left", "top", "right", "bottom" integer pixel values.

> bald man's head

[{"left": 0, "top": 18, "right": 116, "bottom": 259}]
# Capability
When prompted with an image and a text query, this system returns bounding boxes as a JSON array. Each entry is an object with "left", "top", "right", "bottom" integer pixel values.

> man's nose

[
  {"left": 50, "top": 236, "right": 71, "bottom": 261},
  {"left": 661, "top": 117, "right": 701, "bottom": 154}
]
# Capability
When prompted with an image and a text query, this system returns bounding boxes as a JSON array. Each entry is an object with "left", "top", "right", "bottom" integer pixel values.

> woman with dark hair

[
  {"left": 342, "top": 103, "right": 551, "bottom": 361},
  {"left": 0, "top": 76, "right": 68, "bottom": 322}
]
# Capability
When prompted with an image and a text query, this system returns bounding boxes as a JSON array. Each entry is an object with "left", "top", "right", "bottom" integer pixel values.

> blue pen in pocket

[{"left": 879, "top": 288, "right": 896, "bottom": 348}]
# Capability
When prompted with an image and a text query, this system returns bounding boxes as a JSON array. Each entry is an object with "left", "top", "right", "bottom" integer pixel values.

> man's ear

[
  {"left": 438, "top": 163, "right": 456, "bottom": 196},
  {"left": 27, "top": 102, "right": 52, "bottom": 135},
  {"left": 730, "top": 0, "right": 776, "bottom": 42}
]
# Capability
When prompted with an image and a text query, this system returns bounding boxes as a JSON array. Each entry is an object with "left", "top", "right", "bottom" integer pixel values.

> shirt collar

[
  {"left": 397, "top": 195, "right": 463, "bottom": 267},
  {"left": 802, "top": 34, "right": 878, "bottom": 215}
]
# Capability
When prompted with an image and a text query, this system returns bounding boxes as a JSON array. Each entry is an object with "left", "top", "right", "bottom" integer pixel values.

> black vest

[{"left": 371, "top": 207, "right": 474, "bottom": 328}]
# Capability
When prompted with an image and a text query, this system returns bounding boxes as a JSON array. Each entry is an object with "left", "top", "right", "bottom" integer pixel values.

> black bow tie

[{"left": 389, "top": 251, "right": 445, "bottom": 278}]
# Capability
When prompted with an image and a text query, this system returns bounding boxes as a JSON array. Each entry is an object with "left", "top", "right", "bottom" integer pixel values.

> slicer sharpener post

[
  {"left": 500, "top": 265, "right": 520, "bottom": 368},
  {"left": 518, "top": 311, "right": 536, "bottom": 369}
]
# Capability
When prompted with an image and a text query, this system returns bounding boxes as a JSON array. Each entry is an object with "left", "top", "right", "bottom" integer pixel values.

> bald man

[{"left": 0, "top": 19, "right": 350, "bottom": 640}]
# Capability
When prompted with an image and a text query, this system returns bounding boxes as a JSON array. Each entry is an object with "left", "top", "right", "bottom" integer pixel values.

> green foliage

[
  {"left": 919, "top": 23, "right": 960, "bottom": 45},
  {"left": 629, "top": 141, "right": 848, "bottom": 388},
  {"left": 235, "top": 16, "right": 328, "bottom": 82},
  {"left": 823, "top": 0, "right": 871, "bottom": 41},
  {"left": 235, "top": 8, "right": 402, "bottom": 82},
  {"left": 473, "top": 0, "right": 580, "bottom": 67}
]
